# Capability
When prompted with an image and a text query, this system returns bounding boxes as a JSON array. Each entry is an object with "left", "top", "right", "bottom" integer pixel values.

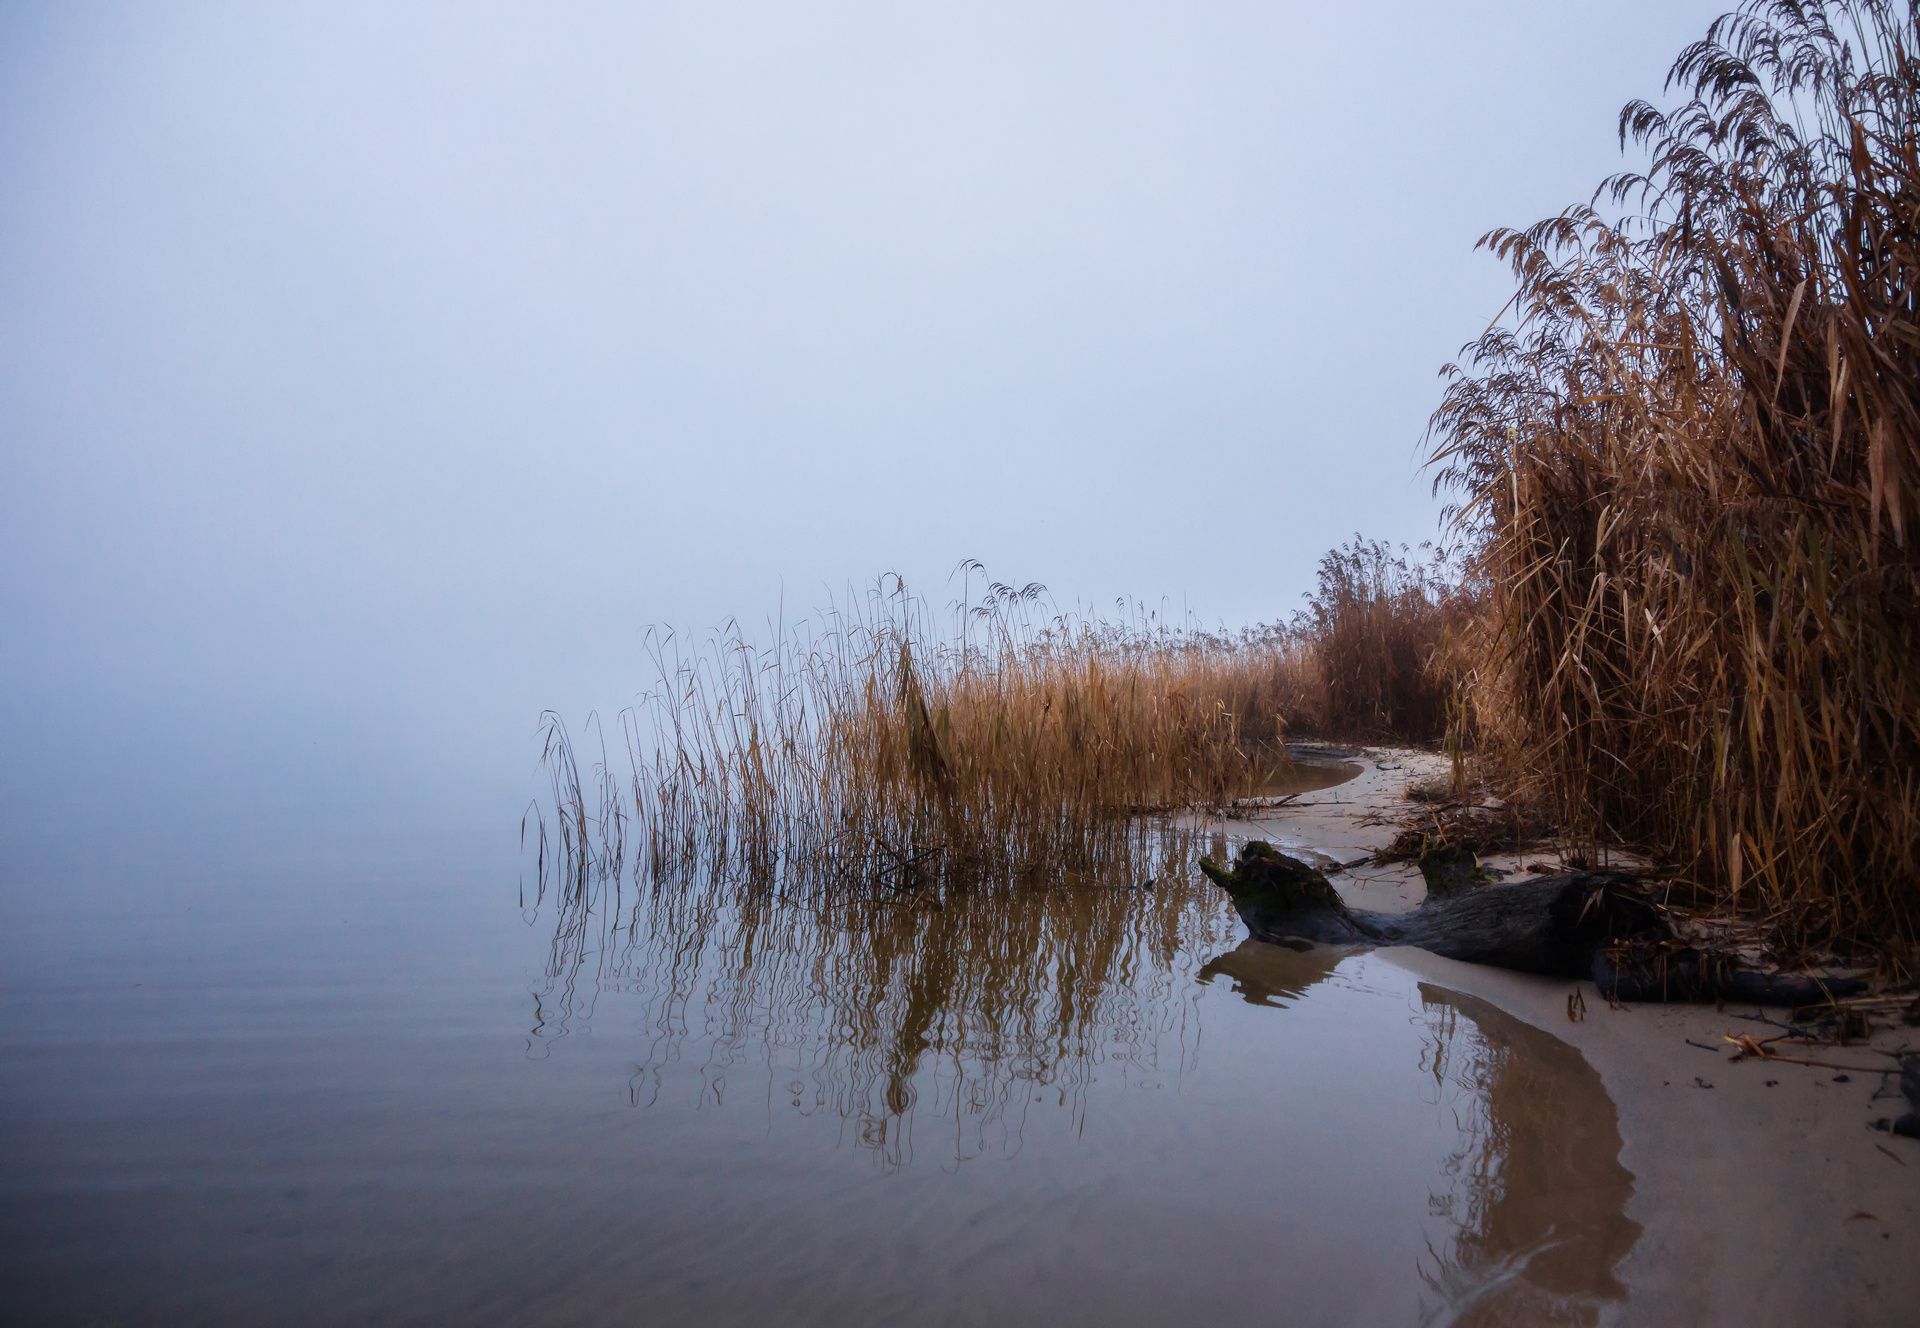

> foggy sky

[{"left": 0, "top": 1, "right": 1727, "bottom": 856}]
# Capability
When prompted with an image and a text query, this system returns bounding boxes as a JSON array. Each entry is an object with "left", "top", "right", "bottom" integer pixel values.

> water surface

[{"left": 0, "top": 760, "right": 1637, "bottom": 1325}]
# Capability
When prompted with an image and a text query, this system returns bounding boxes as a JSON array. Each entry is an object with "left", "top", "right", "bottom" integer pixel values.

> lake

[{"left": 0, "top": 755, "right": 1637, "bottom": 1325}]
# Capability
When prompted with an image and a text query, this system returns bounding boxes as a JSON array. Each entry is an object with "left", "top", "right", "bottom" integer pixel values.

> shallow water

[
  {"left": 1256, "top": 756, "right": 1368, "bottom": 797},
  {"left": 0, "top": 761, "right": 1637, "bottom": 1325}
]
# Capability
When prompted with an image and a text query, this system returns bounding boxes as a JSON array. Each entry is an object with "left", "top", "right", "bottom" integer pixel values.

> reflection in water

[
  {"left": 0, "top": 760, "right": 1647, "bottom": 1325},
  {"left": 534, "top": 830, "right": 1236, "bottom": 1169},
  {"left": 1411, "top": 986, "right": 1641, "bottom": 1327},
  {"left": 1251, "top": 758, "right": 1367, "bottom": 798},
  {"left": 1199, "top": 941, "right": 1640, "bottom": 1326},
  {"left": 1198, "top": 933, "right": 1347, "bottom": 1005},
  {"left": 534, "top": 842, "right": 1639, "bottom": 1322}
]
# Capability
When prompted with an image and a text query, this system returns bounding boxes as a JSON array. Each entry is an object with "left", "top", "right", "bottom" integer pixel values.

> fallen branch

[{"left": 1721, "top": 1034, "right": 1895, "bottom": 1074}]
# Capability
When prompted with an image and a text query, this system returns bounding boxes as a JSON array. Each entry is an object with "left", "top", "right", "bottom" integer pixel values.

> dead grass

[
  {"left": 1405, "top": 773, "right": 1459, "bottom": 804},
  {"left": 1295, "top": 538, "right": 1461, "bottom": 743},
  {"left": 527, "top": 572, "right": 1321, "bottom": 901},
  {"left": 1429, "top": 0, "right": 1920, "bottom": 945},
  {"left": 1379, "top": 801, "right": 1556, "bottom": 865}
]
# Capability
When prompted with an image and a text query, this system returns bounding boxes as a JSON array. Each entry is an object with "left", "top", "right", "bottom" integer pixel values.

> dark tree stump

[{"left": 1199, "top": 841, "right": 1861, "bottom": 1006}]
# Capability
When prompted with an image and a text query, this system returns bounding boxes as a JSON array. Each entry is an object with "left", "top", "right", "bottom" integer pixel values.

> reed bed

[
  {"left": 1295, "top": 537, "right": 1462, "bottom": 743},
  {"left": 1429, "top": 0, "right": 1920, "bottom": 943},
  {"left": 528, "top": 573, "right": 1319, "bottom": 903}
]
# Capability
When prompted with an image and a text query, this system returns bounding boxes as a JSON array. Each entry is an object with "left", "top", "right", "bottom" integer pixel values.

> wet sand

[{"left": 1226, "top": 748, "right": 1919, "bottom": 1326}]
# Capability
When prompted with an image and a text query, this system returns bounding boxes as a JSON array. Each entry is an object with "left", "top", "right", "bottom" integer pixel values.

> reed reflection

[
  {"left": 1411, "top": 985, "right": 1640, "bottom": 1327},
  {"left": 530, "top": 831, "right": 1240, "bottom": 1169},
  {"left": 528, "top": 813, "right": 1637, "bottom": 1319},
  {"left": 1197, "top": 941, "right": 1638, "bottom": 1326}
]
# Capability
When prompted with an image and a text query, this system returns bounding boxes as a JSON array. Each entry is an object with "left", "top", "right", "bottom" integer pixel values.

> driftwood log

[{"left": 1200, "top": 840, "right": 1862, "bottom": 1006}]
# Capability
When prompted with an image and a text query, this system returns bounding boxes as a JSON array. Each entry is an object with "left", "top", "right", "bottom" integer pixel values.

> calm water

[{"left": 0, "top": 759, "right": 1638, "bottom": 1326}]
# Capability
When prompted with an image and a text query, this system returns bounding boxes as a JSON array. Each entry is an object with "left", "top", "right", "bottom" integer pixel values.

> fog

[{"left": 0, "top": 1, "right": 1725, "bottom": 863}]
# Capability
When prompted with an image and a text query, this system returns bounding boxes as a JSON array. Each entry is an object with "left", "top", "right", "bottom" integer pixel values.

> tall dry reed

[
  {"left": 528, "top": 572, "right": 1317, "bottom": 902},
  {"left": 1294, "top": 537, "right": 1462, "bottom": 742},
  {"left": 1430, "top": 0, "right": 1920, "bottom": 942}
]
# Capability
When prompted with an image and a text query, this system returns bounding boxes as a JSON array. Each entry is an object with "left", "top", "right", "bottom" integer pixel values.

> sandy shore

[{"left": 1225, "top": 748, "right": 1917, "bottom": 1327}]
